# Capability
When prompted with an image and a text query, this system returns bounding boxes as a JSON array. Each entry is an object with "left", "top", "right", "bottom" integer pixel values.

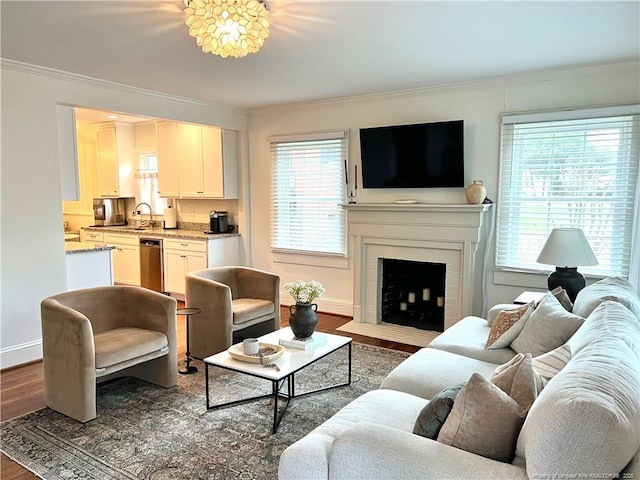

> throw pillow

[
  {"left": 413, "top": 382, "right": 465, "bottom": 439},
  {"left": 549, "top": 286, "right": 574, "bottom": 312},
  {"left": 436, "top": 372, "right": 525, "bottom": 463},
  {"left": 511, "top": 293, "right": 584, "bottom": 356},
  {"left": 485, "top": 302, "right": 534, "bottom": 349},
  {"left": 490, "top": 353, "right": 545, "bottom": 412},
  {"left": 531, "top": 344, "right": 571, "bottom": 381}
]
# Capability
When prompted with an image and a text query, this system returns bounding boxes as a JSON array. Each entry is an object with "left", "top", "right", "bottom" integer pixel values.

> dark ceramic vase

[{"left": 288, "top": 303, "right": 318, "bottom": 339}]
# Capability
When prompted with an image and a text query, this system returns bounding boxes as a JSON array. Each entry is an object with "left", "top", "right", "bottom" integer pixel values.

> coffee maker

[{"left": 209, "top": 211, "right": 229, "bottom": 233}]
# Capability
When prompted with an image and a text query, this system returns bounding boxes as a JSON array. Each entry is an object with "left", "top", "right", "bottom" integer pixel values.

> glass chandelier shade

[{"left": 184, "top": 0, "right": 270, "bottom": 59}]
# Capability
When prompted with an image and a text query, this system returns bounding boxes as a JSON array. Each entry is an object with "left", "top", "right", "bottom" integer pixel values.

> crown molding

[
  {"left": 250, "top": 60, "right": 640, "bottom": 115},
  {"left": 0, "top": 58, "right": 247, "bottom": 115}
]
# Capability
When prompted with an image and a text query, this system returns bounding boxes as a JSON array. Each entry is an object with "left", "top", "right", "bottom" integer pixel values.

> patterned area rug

[{"left": 1, "top": 343, "right": 409, "bottom": 479}]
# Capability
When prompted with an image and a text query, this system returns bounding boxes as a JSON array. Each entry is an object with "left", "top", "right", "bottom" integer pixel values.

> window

[
  {"left": 270, "top": 131, "right": 349, "bottom": 256},
  {"left": 496, "top": 105, "right": 639, "bottom": 278},
  {"left": 135, "top": 152, "right": 164, "bottom": 215}
]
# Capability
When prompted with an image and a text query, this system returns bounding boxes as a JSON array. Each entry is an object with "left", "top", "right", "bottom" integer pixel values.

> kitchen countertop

[
  {"left": 82, "top": 225, "right": 240, "bottom": 240},
  {"left": 65, "top": 242, "right": 116, "bottom": 255}
]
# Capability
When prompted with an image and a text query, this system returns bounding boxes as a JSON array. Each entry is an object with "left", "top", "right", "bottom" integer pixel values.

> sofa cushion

[
  {"left": 278, "top": 389, "right": 427, "bottom": 480},
  {"left": 429, "top": 316, "right": 517, "bottom": 364},
  {"left": 568, "top": 299, "right": 640, "bottom": 357},
  {"left": 486, "top": 303, "right": 534, "bottom": 349},
  {"left": 231, "top": 298, "right": 274, "bottom": 325},
  {"left": 413, "top": 382, "right": 465, "bottom": 439},
  {"left": 572, "top": 276, "right": 640, "bottom": 318},
  {"left": 511, "top": 293, "right": 584, "bottom": 356},
  {"left": 531, "top": 344, "right": 571, "bottom": 381},
  {"left": 513, "top": 301, "right": 640, "bottom": 475},
  {"left": 94, "top": 327, "right": 168, "bottom": 369},
  {"left": 437, "top": 372, "right": 525, "bottom": 463},
  {"left": 381, "top": 347, "right": 499, "bottom": 400}
]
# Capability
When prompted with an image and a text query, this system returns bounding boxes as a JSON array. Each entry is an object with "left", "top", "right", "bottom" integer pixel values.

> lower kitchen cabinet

[
  {"left": 104, "top": 233, "right": 141, "bottom": 286},
  {"left": 163, "top": 237, "right": 239, "bottom": 297}
]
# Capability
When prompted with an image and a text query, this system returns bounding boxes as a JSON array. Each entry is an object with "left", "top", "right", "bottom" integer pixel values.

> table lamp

[{"left": 536, "top": 228, "right": 598, "bottom": 302}]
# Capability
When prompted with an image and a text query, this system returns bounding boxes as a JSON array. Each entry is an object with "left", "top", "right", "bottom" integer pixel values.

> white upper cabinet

[
  {"left": 96, "top": 123, "right": 135, "bottom": 198},
  {"left": 169, "top": 122, "right": 238, "bottom": 199},
  {"left": 57, "top": 105, "right": 80, "bottom": 201},
  {"left": 156, "top": 121, "right": 180, "bottom": 198}
]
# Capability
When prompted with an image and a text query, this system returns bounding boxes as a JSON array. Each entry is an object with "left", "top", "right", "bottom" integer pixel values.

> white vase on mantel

[{"left": 465, "top": 180, "right": 486, "bottom": 205}]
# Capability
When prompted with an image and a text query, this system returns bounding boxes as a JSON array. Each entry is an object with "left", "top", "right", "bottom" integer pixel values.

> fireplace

[
  {"left": 380, "top": 258, "right": 446, "bottom": 332},
  {"left": 341, "top": 203, "right": 492, "bottom": 346}
]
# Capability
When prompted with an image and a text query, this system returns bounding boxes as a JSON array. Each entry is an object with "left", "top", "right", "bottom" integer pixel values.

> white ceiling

[{"left": 1, "top": 1, "right": 639, "bottom": 111}]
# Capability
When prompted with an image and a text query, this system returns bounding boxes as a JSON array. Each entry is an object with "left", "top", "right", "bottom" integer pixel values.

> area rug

[{"left": 1, "top": 343, "right": 409, "bottom": 480}]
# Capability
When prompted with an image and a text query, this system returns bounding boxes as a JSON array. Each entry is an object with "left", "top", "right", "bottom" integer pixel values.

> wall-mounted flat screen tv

[{"left": 359, "top": 120, "right": 464, "bottom": 188}]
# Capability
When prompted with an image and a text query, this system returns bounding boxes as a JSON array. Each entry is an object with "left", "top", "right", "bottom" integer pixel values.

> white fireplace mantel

[{"left": 344, "top": 203, "right": 493, "bottom": 335}]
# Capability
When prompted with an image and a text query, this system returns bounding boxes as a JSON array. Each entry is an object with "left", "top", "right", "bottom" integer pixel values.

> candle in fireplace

[
  {"left": 408, "top": 292, "right": 416, "bottom": 303},
  {"left": 422, "top": 288, "right": 431, "bottom": 301}
]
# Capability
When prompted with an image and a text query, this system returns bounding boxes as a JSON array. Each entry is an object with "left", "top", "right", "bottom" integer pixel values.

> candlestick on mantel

[
  {"left": 344, "top": 159, "right": 349, "bottom": 185},
  {"left": 355, "top": 164, "right": 358, "bottom": 189}
]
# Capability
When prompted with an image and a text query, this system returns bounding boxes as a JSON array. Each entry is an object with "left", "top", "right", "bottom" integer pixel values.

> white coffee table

[{"left": 204, "top": 327, "right": 352, "bottom": 433}]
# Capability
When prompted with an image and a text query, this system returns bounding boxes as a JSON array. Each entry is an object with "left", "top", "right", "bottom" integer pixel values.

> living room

[{"left": 1, "top": 1, "right": 639, "bottom": 478}]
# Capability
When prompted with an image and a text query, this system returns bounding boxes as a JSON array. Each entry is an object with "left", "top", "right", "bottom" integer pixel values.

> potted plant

[{"left": 284, "top": 280, "right": 325, "bottom": 338}]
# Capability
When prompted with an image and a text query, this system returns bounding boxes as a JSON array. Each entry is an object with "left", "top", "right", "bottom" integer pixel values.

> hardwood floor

[{"left": 1, "top": 307, "right": 418, "bottom": 479}]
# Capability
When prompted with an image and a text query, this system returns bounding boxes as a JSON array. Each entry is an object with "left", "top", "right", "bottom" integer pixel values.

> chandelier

[{"left": 183, "top": 0, "right": 270, "bottom": 59}]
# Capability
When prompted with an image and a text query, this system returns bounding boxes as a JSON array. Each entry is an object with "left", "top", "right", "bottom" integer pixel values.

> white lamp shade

[{"left": 536, "top": 228, "right": 599, "bottom": 267}]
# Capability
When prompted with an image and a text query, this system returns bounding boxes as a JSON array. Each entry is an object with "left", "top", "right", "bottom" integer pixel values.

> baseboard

[{"left": 1, "top": 339, "right": 43, "bottom": 370}]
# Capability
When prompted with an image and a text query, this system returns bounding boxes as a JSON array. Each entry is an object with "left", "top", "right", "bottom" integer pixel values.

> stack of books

[{"left": 279, "top": 332, "right": 328, "bottom": 350}]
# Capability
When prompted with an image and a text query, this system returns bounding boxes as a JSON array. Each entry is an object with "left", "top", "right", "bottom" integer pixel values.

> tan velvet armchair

[
  {"left": 185, "top": 266, "right": 280, "bottom": 359},
  {"left": 41, "top": 285, "right": 177, "bottom": 422}
]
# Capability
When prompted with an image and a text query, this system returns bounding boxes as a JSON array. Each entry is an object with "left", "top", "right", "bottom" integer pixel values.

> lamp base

[{"left": 547, "top": 267, "right": 585, "bottom": 303}]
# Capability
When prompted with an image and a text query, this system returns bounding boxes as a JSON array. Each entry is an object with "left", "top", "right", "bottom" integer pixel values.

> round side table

[{"left": 177, "top": 307, "right": 201, "bottom": 375}]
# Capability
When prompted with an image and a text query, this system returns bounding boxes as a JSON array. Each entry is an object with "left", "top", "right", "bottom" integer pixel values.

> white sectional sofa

[{"left": 279, "top": 277, "right": 640, "bottom": 479}]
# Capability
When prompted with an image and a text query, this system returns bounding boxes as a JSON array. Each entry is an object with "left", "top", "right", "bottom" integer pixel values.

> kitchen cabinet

[
  {"left": 57, "top": 105, "right": 80, "bottom": 201},
  {"left": 163, "top": 236, "right": 240, "bottom": 296},
  {"left": 81, "top": 230, "right": 104, "bottom": 244},
  {"left": 176, "top": 123, "right": 238, "bottom": 199},
  {"left": 156, "top": 121, "right": 180, "bottom": 197},
  {"left": 163, "top": 239, "right": 207, "bottom": 295},
  {"left": 96, "top": 123, "right": 135, "bottom": 198},
  {"left": 104, "top": 233, "right": 140, "bottom": 286}
]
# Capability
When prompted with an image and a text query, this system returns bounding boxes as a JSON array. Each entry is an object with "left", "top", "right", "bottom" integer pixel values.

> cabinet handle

[
  {"left": 180, "top": 243, "right": 189, "bottom": 247},
  {"left": 180, "top": 255, "right": 186, "bottom": 258}
]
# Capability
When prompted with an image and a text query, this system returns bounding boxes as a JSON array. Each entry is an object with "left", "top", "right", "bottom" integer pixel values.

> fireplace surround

[{"left": 342, "top": 203, "right": 492, "bottom": 344}]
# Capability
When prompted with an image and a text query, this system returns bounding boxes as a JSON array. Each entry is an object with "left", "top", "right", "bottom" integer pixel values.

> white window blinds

[
  {"left": 270, "top": 131, "right": 349, "bottom": 256},
  {"left": 496, "top": 105, "right": 640, "bottom": 277}
]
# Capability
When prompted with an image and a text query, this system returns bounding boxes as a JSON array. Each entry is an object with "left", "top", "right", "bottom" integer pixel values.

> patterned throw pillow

[
  {"left": 485, "top": 303, "right": 534, "bottom": 349},
  {"left": 532, "top": 344, "right": 572, "bottom": 381}
]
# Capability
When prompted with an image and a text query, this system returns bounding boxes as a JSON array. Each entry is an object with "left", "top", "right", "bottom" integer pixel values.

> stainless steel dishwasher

[{"left": 139, "top": 238, "right": 164, "bottom": 293}]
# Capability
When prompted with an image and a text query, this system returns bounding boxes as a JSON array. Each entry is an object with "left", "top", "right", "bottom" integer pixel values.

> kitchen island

[{"left": 65, "top": 242, "right": 115, "bottom": 290}]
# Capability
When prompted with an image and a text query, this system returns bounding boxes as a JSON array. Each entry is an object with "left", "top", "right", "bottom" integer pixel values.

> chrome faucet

[{"left": 134, "top": 202, "right": 155, "bottom": 228}]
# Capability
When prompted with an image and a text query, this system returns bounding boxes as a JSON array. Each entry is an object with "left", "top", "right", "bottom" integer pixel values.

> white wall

[
  {"left": 247, "top": 62, "right": 640, "bottom": 316},
  {"left": 0, "top": 61, "right": 249, "bottom": 368}
]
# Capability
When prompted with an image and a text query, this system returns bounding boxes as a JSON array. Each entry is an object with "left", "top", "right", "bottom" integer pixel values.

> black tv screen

[{"left": 359, "top": 120, "right": 464, "bottom": 188}]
